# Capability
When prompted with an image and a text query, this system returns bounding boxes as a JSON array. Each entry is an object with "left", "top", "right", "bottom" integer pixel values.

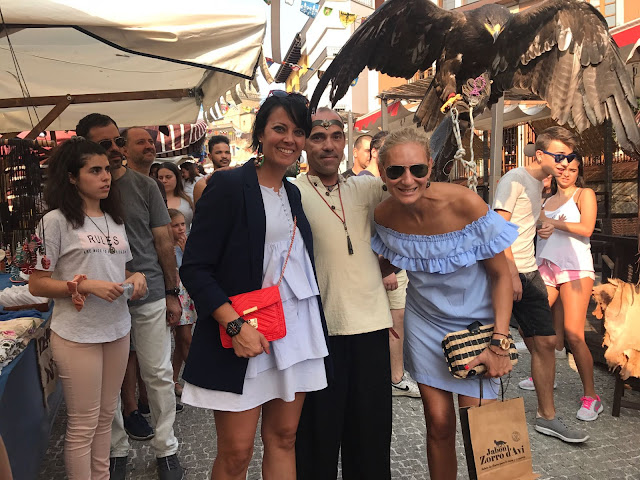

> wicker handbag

[{"left": 442, "top": 321, "right": 518, "bottom": 379}]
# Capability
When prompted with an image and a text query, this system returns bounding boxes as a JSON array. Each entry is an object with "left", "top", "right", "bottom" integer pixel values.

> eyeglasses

[
  {"left": 541, "top": 150, "right": 577, "bottom": 163},
  {"left": 385, "top": 164, "right": 430, "bottom": 180},
  {"left": 267, "top": 90, "right": 310, "bottom": 107},
  {"left": 98, "top": 136, "right": 126, "bottom": 150}
]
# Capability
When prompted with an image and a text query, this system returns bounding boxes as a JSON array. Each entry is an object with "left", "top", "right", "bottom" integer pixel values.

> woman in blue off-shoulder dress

[{"left": 371, "top": 128, "right": 518, "bottom": 480}]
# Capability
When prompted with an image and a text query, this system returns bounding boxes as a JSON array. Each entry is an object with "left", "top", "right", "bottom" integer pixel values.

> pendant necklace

[
  {"left": 307, "top": 175, "right": 354, "bottom": 255},
  {"left": 87, "top": 213, "right": 116, "bottom": 254}
]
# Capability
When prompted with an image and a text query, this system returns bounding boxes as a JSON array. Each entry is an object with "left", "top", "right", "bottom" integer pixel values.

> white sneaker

[
  {"left": 577, "top": 395, "right": 604, "bottom": 421},
  {"left": 518, "top": 377, "right": 557, "bottom": 391},
  {"left": 555, "top": 347, "right": 567, "bottom": 359},
  {"left": 392, "top": 375, "right": 420, "bottom": 398}
]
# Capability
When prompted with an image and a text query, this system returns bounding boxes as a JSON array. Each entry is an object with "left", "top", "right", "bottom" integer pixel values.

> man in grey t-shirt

[
  {"left": 77, "top": 114, "right": 184, "bottom": 480},
  {"left": 494, "top": 126, "right": 588, "bottom": 444}
]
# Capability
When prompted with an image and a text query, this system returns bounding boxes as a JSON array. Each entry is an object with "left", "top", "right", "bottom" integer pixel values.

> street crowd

[{"left": 29, "top": 91, "right": 601, "bottom": 480}]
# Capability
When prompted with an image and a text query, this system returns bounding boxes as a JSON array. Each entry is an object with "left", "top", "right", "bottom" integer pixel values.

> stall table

[{"left": 0, "top": 275, "right": 61, "bottom": 480}]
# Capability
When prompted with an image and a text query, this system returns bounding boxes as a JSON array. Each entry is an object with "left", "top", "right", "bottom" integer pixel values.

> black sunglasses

[
  {"left": 541, "top": 150, "right": 577, "bottom": 163},
  {"left": 98, "top": 136, "right": 126, "bottom": 150},
  {"left": 267, "top": 90, "right": 310, "bottom": 107},
  {"left": 385, "top": 164, "right": 430, "bottom": 180}
]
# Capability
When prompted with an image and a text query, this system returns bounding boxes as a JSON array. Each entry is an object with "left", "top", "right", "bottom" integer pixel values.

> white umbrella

[{"left": 0, "top": 0, "right": 266, "bottom": 133}]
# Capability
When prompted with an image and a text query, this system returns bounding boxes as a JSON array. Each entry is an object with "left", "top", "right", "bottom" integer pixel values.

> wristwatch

[
  {"left": 226, "top": 318, "right": 246, "bottom": 337},
  {"left": 490, "top": 336, "right": 512, "bottom": 351},
  {"left": 165, "top": 287, "right": 180, "bottom": 296}
]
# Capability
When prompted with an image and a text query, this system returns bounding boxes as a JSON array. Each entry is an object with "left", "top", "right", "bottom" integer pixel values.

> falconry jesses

[{"left": 309, "top": 0, "right": 640, "bottom": 180}]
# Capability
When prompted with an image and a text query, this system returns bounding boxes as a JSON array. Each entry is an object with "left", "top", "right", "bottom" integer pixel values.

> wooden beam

[
  {"left": 0, "top": 89, "right": 194, "bottom": 108},
  {"left": 380, "top": 98, "right": 389, "bottom": 132},
  {"left": 25, "top": 97, "right": 73, "bottom": 140},
  {"left": 347, "top": 110, "right": 354, "bottom": 170},
  {"left": 604, "top": 118, "right": 613, "bottom": 234},
  {"left": 488, "top": 96, "right": 505, "bottom": 205}
]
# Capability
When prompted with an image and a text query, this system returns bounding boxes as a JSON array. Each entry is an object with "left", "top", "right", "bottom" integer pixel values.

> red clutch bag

[
  {"left": 219, "top": 285, "right": 286, "bottom": 348},
  {"left": 219, "top": 217, "right": 297, "bottom": 349}
]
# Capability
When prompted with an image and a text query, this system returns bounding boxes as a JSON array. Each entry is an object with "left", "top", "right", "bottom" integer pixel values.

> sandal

[{"left": 174, "top": 382, "right": 183, "bottom": 397}]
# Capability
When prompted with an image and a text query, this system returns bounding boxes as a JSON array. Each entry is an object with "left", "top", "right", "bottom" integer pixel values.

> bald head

[{"left": 123, "top": 127, "right": 156, "bottom": 174}]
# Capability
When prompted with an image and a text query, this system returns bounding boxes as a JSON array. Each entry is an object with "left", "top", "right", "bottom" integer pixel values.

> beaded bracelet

[{"left": 488, "top": 346, "right": 511, "bottom": 357}]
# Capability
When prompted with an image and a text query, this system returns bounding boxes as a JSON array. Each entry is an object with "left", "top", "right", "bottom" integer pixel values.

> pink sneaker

[{"left": 577, "top": 395, "right": 603, "bottom": 421}]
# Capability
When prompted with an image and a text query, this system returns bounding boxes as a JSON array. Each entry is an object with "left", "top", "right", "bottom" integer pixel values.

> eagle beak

[{"left": 484, "top": 23, "right": 503, "bottom": 43}]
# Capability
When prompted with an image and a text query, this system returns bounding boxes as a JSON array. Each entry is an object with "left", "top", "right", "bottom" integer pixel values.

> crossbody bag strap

[{"left": 277, "top": 216, "right": 297, "bottom": 287}]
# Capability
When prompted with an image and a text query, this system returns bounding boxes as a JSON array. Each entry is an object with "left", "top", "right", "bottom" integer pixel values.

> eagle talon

[{"left": 440, "top": 94, "right": 463, "bottom": 114}]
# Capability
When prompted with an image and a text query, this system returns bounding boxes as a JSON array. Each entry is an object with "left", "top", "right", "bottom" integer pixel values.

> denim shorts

[{"left": 511, "top": 270, "right": 555, "bottom": 338}]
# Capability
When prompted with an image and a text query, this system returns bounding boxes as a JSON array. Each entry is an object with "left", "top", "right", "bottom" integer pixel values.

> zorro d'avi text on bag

[
  {"left": 219, "top": 218, "right": 297, "bottom": 348},
  {"left": 442, "top": 321, "right": 518, "bottom": 379}
]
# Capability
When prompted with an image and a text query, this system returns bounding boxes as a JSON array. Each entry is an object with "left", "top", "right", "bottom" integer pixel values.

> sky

[{"left": 256, "top": 0, "right": 313, "bottom": 94}]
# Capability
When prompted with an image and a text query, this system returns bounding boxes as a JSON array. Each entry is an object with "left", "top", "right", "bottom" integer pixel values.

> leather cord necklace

[
  {"left": 307, "top": 175, "right": 354, "bottom": 255},
  {"left": 86, "top": 213, "right": 116, "bottom": 254}
]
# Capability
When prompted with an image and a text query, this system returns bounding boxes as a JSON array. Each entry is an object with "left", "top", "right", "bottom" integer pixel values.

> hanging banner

[
  {"left": 340, "top": 11, "right": 357, "bottom": 27},
  {"left": 301, "top": 1, "right": 320, "bottom": 18},
  {"left": 323, "top": 6, "right": 333, "bottom": 15}
]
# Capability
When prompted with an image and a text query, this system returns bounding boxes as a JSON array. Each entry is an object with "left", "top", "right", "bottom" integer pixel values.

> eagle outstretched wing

[
  {"left": 494, "top": 0, "right": 640, "bottom": 154},
  {"left": 309, "top": 0, "right": 462, "bottom": 113}
]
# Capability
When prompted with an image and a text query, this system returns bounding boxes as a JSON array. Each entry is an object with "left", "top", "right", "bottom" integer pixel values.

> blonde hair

[
  {"left": 168, "top": 208, "right": 184, "bottom": 221},
  {"left": 377, "top": 128, "right": 430, "bottom": 167}
]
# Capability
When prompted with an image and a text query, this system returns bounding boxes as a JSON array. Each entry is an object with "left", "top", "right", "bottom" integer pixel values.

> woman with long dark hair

[
  {"left": 157, "top": 161, "right": 194, "bottom": 234},
  {"left": 179, "top": 92, "right": 330, "bottom": 480},
  {"left": 535, "top": 153, "right": 601, "bottom": 420},
  {"left": 179, "top": 161, "right": 203, "bottom": 201},
  {"left": 29, "top": 137, "right": 147, "bottom": 479}
]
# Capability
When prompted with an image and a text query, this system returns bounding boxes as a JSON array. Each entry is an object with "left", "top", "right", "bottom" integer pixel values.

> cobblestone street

[{"left": 39, "top": 333, "right": 640, "bottom": 479}]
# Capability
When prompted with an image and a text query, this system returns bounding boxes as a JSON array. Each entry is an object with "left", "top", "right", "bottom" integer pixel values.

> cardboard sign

[{"left": 35, "top": 326, "right": 58, "bottom": 409}]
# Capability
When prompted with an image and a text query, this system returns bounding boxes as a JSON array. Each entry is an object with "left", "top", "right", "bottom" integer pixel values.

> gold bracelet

[
  {"left": 139, "top": 272, "right": 146, "bottom": 280},
  {"left": 492, "top": 332, "right": 510, "bottom": 338}
]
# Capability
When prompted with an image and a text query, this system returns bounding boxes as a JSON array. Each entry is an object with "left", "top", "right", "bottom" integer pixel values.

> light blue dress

[{"left": 372, "top": 209, "right": 518, "bottom": 399}]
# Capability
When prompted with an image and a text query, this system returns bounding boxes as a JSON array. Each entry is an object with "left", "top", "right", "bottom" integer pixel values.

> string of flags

[
  {"left": 263, "top": 0, "right": 368, "bottom": 26},
  {"left": 265, "top": 56, "right": 316, "bottom": 73}
]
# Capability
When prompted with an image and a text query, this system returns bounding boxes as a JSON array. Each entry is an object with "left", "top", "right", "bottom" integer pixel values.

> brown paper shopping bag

[{"left": 459, "top": 397, "right": 539, "bottom": 480}]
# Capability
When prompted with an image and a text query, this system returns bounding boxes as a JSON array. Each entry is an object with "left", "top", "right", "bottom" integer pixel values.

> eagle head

[
  {"left": 478, "top": 4, "right": 511, "bottom": 43},
  {"left": 484, "top": 22, "right": 505, "bottom": 43}
]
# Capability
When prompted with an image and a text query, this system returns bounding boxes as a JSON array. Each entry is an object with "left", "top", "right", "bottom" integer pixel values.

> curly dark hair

[
  {"left": 251, "top": 92, "right": 311, "bottom": 151},
  {"left": 44, "top": 137, "right": 124, "bottom": 228}
]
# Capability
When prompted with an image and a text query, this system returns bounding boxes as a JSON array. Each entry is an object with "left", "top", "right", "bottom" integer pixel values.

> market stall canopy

[
  {"left": 0, "top": 0, "right": 266, "bottom": 133},
  {"left": 354, "top": 101, "right": 412, "bottom": 132}
]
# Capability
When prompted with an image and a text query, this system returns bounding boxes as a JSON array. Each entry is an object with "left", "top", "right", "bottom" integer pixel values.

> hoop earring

[
  {"left": 382, "top": 184, "right": 387, "bottom": 191},
  {"left": 426, "top": 180, "right": 431, "bottom": 188},
  {"left": 254, "top": 143, "right": 264, "bottom": 168}
]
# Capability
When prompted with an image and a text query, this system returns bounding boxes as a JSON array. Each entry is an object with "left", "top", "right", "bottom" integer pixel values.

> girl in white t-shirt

[{"left": 29, "top": 138, "right": 147, "bottom": 479}]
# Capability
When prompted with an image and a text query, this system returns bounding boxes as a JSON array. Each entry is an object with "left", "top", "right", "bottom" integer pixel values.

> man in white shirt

[
  {"left": 494, "top": 126, "right": 588, "bottom": 444},
  {"left": 294, "top": 108, "right": 393, "bottom": 479}
]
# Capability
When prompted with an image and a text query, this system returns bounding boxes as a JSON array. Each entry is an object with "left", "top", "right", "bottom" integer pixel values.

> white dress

[{"left": 181, "top": 185, "right": 329, "bottom": 411}]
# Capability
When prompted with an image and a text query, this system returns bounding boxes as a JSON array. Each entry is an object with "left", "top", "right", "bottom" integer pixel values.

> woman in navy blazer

[{"left": 180, "top": 92, "right": 330, "bottom": 479}]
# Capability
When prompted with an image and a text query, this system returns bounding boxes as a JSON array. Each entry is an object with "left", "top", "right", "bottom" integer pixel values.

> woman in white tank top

[{"left": 536, "top": 154, "right": 602, "bottom": 422}]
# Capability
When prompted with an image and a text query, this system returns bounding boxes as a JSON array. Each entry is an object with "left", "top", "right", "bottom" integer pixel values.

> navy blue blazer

[{"left": 180, "top": 161, "right": 331, "bottom": 394}]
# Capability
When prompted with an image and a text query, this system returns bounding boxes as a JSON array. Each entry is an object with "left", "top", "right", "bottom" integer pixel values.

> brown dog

[{"left": 592, "top": 279, "right": 640, "bottom": 379}]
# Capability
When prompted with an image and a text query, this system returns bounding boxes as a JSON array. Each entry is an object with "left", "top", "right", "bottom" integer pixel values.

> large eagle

[{"left": 309, "top": 0, "right": 640, "bottom": 180}]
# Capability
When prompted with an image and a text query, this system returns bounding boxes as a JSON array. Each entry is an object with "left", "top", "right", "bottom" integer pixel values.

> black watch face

[{"left": 226, "top": 319, "right": 243, "bottom": 337}]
